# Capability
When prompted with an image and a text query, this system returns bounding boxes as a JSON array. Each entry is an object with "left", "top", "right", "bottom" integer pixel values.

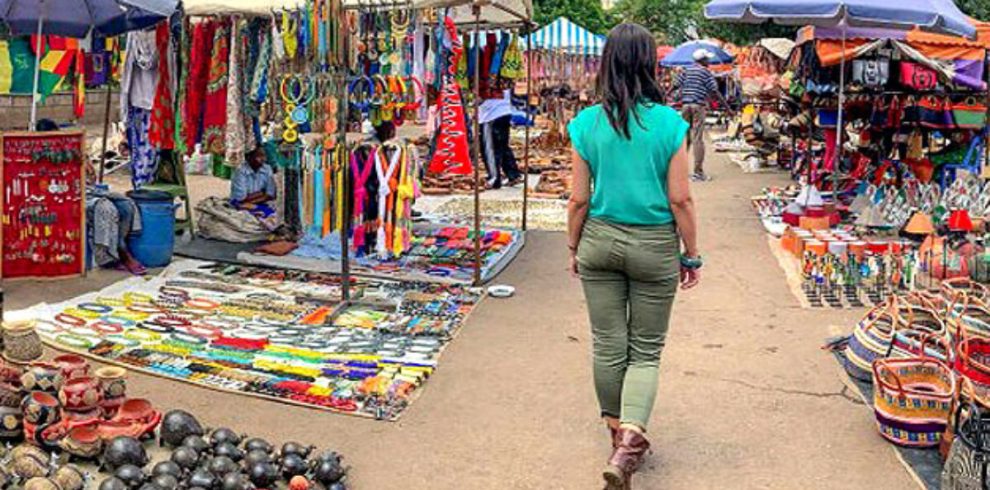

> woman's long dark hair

[{"left": 596, "top": 23, "right": 665, "bottom": 139}]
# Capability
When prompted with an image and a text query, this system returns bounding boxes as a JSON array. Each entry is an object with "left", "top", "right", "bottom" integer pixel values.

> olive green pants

[{"left": 577, "top": 218, "right": 679, "bottom": 428}]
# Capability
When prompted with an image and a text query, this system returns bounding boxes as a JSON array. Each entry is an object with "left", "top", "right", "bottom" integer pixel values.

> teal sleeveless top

[{"left": 567, "top": 103, "right": 689, "bottom": 226}]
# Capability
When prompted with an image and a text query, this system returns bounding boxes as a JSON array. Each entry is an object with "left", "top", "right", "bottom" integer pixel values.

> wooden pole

[
  {"left": 522, "top": 27, "right": 531, "bottom": 232},
  {"left": 472, "top": 5, "right": 482, "bottom": 286},
  {"left": 98, "top": 82, "right": 113, "bottom": 183},
  {"left": 339, "top": 6, "right": 351, "bottom": 302}
]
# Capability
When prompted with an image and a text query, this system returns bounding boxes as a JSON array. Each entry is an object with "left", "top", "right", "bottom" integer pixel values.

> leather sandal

[{"left": 603, "top": 428, "right": 650, "bottom": 490}]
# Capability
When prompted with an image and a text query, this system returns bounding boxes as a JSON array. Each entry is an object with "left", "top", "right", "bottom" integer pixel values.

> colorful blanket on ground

[{"left": 14, "top": 260, "right": 484, "bottom": 421}]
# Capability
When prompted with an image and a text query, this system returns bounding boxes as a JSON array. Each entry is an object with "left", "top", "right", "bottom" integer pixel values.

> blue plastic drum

[{"left": 126, "top": 189, "right": 176, "bottom": 268}]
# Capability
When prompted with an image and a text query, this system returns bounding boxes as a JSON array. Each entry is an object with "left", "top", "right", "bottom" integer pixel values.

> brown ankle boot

[{"left": 603, "top": 428, "right": 650, "bottom": 489}]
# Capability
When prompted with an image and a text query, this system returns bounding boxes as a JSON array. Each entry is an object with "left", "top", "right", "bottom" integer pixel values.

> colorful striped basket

[
  {"left": 948, "top": 294, "right": 990, "bottom": 341},
  {"left": 941, "top": 381, "right": 990, "bottom": 490},
  {"left": 872, "top": 354, "right": 956, "bottom": 448},
  {"left": 955, "top": 337, "right": 990, "bottom": 390},
  {"left": 843, "top": 300, "right": 897, "bottom": 382}
]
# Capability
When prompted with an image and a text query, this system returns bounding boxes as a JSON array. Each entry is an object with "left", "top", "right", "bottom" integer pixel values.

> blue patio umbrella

[
  {"left": 0, "top": 0, "right": 178, "bottom": 129},
  {"left": 704, "top": 0, "right": 976, "bottom": 190},
  {"left": 661, "top": 40, "right": 734, "bottom": 67}
]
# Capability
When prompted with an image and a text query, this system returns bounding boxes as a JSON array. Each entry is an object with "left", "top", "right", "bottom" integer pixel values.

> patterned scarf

[
  {"left": 202, "top": 20, "right": 230, "bottom": 156},
  {"left": 149, "top": 22, "right": 175, "bottom": 150},
  {"left": 427, "top": 17, "right": 472, "bottom": 176},
  {"left": 183, "top": 20, "right": 215, "bottom": 154}
]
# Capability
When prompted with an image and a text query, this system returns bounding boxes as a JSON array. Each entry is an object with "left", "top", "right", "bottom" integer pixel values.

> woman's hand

[
  {"left": 569, "top": 250, "right": 580, "bottom": 278},
  {"left": 680, "top": 266, "right": 700, "bottom": 289}
]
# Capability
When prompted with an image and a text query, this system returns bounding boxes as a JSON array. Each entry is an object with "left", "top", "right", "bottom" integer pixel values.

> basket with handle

[
  {"left": 843, "top": 298, "right": 898, "bottom": 382},
  {"left": 873, "top": 342, "right": 957, "bottom": 448},
  {"left": 941, "top": 378, "right": 990, "bottom": 489}
]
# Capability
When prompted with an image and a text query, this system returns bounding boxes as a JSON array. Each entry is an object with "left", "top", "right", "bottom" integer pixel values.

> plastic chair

[
  {"left": 939, "top": 131, "right": 986, "bottom": 189},
  {"left": 142, "top": 151, "right": 195, "bottom": 236}
]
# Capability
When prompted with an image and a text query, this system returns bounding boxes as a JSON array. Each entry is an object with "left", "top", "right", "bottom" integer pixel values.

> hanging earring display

[
  {"left": 1, "top": 131, "right": 86, "bottom": 279},
  {"left": 280, "top": 75, "right": 315, "bottom": 143}
]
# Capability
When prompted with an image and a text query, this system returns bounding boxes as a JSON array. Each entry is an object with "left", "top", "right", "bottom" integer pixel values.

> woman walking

[{"left": 566, "top": 23, "right": 701, "bottom": 489}]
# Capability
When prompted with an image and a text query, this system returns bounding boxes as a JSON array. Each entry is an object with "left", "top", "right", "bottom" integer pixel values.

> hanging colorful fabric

[
  {"left": 203, "top": 20, "right": 230, "bottom": 156},
  {"left": 225, "top": 18, "right": 247, "bottom": 166},
  {"left": 149, "top": 22, "right": 175, "bottom": 150},
  {"left": 500, "top": 34, "right": 523, "bottom": 79},
  {"left": 951, "top": 97, "right": 988, "bottom": 130},
  {"left": 428, "top": 17, "right": 472, "bottom": 176},
  {"left": 183, "top": 20, "right": 215, "bottom": 154}
]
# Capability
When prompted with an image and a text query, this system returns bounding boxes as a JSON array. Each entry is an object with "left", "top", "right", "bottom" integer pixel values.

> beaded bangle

[
  {"left": 78, "top": 302, "right": 113, "bottom": 315},
  {"left": 63, "top": 307, "right": 101, "bottom": 320},
  {"left": 105, "top": 335, "right": 140, "bottom": 348},
  {"left": 123, "top": 292, "right": 154, "bottom": 305},
  {"left": 55, "top": 313, "right": 86, "bottom": 327},
  {"left": 89, "top": 321, "right": 125, "bottom": 335},
  {"left": 159, "top": 286, "right": 189, "bottom": 299},
  {"left": 184, "top": 298, "right": 220, "bottom": 310},
  {"left": 124, "top": 330, "right": 162, "bottom": 342},
  {"left": 111, "top": 310, "right": 149, "bottom": 322},
  {"left": 95, "top": 296, "right": 127, "bottom": 307},
  {"left": 150, "top": 316, "right": 191, "bottom": 328},
  {"left": 56, "top": 334, "right": 96, "bottom": 349},
  {"left": 32, "top": 320, "right": 65, "bottom": 335},
  {"left": 103, "top": 315, "right": 138, "bottom": 327},
  {"left": 139, "top": 322, "right": 175, "bottom": 334},
  {"left": 180, "top": 324, "right": 222, "bottom": 340},
  {"left": 126, "top": 304, "right": 164, "bottom": 315},
  {"left": 169, "top": 332, "right": 209, "bottom": 346}
]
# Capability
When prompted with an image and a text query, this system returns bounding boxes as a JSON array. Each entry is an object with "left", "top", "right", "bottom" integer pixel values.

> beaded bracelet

[
  {"left": 138, "top": 322, "right": 175, "bottom": 334},
  {"left": 123, "top": 292, "right": 154, "bottom": 305},
  {"left": 95, "top": 296, "right": 127, "bottom": 307},
  {"left": 89, "top": 321, "right": 125, "bottom": 335},
  {"left": 56, "top": 334, "right": 96, "bottom": 349},
  {"left": 169, "top": 332, "right": 209, "bottom": 346},
  {"left": 124, "top": 330, "right": 161, "bottom": 342},
  {"left": 104, "top": 335, "right": 141, "bottom": 349},
  {"left": 184, "top": 298, "right": 220, "bottom": 310},
  {"left": 103, "top": 315, "right": 138, "bottom": 327},
  {"left": 111, "top": 310, "right": 149, "bottom": 322},
  {"left": 126, "top": 303, "right": 164, "bottom": 315},
  {"left": 55, "top": 313, "right": 87, "bottom": 327}
]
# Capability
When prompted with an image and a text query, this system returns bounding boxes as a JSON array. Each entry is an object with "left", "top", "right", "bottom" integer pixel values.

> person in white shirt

[{"left": 478, "top": 89, "right": 523, "bottom": 189}]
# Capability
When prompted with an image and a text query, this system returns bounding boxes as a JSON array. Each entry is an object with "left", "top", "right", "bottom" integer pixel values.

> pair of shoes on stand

[{"left": 603, "top": 428, "right": 650, "bottom": 490}]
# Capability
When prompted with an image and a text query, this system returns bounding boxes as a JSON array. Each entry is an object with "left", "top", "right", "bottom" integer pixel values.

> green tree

[
  {"left": 533, "top": 0, "right": 619, "bottom": 34},
  {"left": 615, "top": 0, "right": 796, "bottom": 45},
  {"left": 958, "top": 0, "right": 990, "bottom": 21}
]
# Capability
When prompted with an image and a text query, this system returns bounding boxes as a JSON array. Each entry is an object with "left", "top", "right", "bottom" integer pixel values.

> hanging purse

[
  {"left": 873, "top": 351, "right": 956, "bottom": 448},
  {"left": 870, "top": 97, "right": 890, "bottom": 128},
  {"left": 900, "top": 61, "right": 939, "bottom": 90},
  {"left": 952, "top": 97, "right": 989, "bottom": 130},
  {"left": 852, "top": 58, "right": 890, "bottom": 88},
  {"left": 920, "top": 96, "right": 955, "bottom": 129},
  {"left": 902, "top": 96, "right": 921, "bottom": 126}
]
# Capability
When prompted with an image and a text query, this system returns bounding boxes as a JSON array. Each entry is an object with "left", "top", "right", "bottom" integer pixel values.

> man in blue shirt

[
  {"left": 230, "top": 147, "right": 277, "bottom": 212},
  {"left": 676, "top": 49, "right": 730, "bottom": 181}
]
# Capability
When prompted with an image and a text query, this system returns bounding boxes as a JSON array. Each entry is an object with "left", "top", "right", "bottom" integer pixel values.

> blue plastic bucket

[{"left": 126, "top": 190, "right": 176, "bottom": 268}]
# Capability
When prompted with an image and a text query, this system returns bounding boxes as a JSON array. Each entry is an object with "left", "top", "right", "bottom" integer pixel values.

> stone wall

[{"left": 0, "top": 89, "right": 120, "bottom": 131}]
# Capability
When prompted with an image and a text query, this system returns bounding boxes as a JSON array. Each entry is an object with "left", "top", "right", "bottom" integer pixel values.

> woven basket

[
  {"left": 955, "top": 337, "right": 990, "bottom": 390},
  {"left": 941, "top": 380, "right": 990, "bottom": 488},
  {"left": 873, "top": 355, "right": 956, "bottom": 448},
  {"left": 843, "top": 300, "right": 897, "bottom": 382},
  {"left": 948, "top": 293, "right": 990, "bottom": 341}
]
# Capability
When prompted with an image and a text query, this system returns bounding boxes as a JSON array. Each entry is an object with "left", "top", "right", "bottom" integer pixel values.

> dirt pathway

[{"left": 5, "top": 152, "right": 913, "bottom": 489}]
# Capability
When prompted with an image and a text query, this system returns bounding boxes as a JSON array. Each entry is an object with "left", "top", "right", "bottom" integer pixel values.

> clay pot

[
  {"left": 0, "top": 465, "right": 11, "bottom": 488},
  {"left": 213, "top": 442, "right": 244, "bottom": 462},
  {"left": 244, "top": 437, "right": 274, "bottom": 454},
  {"left": 61, "top": 424, "right": 104, "bottom": 459},
  {"left": 151, "top": 461, "right": 182, "bottom": 479},
  {"left": 113, "top": 398, "right": 154, "bottom": 424},
  {"left": 96, "top": 367, "right": 127, "bottom": 416},
  {"left": 0, "top": 381, "right": 23, "bottom": 408},
  {"left": 23, "top": 477, "right": 60, "bottom": 490},
  {"left": 209, "top": 427, "right": 242, "bottom": 447},
  {"left": 23, "top": 420, "right": 63, "bottom": 449},
  {"left": 60, "top": 376, "right": 102, "bottom": 412},
  {"left": 64, "top": 408, "right": 102, "bottom": 429},
  {"left": 53, "top": 465, "right": 87, "bottom": 490},
  {"left": 151, "top": 474, "right": 179, "bottom": 490},
  {"left": 159, "top": 410, "right": 203, "bottom": 447},
  {"left": 21, "top": 362, "right": 65, "bottom": 394},
  {"left": 11, "top": 443, "right": 49, "bottom": 461},
  {"left": 280, "top": 441, "right": 314, "bottom": 458},
  {"left": 21, "top": 391, "right": 62, "bottom": 426},
  {"left": 181, "top": 435, "right": 210, "bottom": 454},
  {"left": 246, "top": 462, "right": 279, "bottom": 488},
  {"left": 113, "top": 464, "right": 146, "bottom": 488},
  {"left": 2, "top": 321, "right": 42, "bottom": 363},
  {"left": 0, "top": 358, "right": 24, "bottom": 385},
  {"left": 53, "top": 354, "right": 89, "bottom": 381},
  {"left": 0, "top": 405, "right": 23, "bottom": 439},
  {"left": 170, "top": 446, "right": 200, "bottom": 471},
  {"left": 98, "top": 477, "right": 129, "bottom": 490}
]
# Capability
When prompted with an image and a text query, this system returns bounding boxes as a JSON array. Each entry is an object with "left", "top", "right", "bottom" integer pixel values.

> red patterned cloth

[
  {"left": 202, "top": 20, "right": 230, "bottom": 156},
  {"left": 428, "top": 17, "right": 472, "bottom": 176},
  {"left": 149, "top": 22, "right": 175, "bottom": 149},
  {"left": 183, "top": 21, "right": 214, "bottom": 154}
]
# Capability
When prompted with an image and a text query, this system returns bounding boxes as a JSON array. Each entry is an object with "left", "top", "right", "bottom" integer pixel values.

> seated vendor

[{"left": 230, "top": 147, "right": 277, "bottom": 215}]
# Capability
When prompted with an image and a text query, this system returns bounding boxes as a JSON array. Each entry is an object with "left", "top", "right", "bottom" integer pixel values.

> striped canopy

[{"left": 525, "top": 17, "right": 605, "bottom": 56}]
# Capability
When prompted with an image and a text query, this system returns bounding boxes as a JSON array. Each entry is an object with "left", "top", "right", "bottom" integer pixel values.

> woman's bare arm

[
  {"left": 667, "top": 141, "right": 700, "bottom": 288},
  {"left": 567, "top": 149, "right": 592, "bottom": 276}
]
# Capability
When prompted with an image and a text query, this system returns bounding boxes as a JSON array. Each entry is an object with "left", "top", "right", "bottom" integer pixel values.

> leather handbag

[
  {"left": 952, "top": 97, "right": 988, "bottom": 130},
  {"left": 901, "top": 61, "right": 938, "bottom": 91},
  {"left": 941, "top": 381, "right": 990, "bottom": 489},
  {"left": 852, "top": 59, "right": 890, "bottom": 87},
  {"left": 873, "top": 353, "right": 956, "bottom": 448},
  {"left": 842, "top": 300, "right": 897, "bottom": 382}
]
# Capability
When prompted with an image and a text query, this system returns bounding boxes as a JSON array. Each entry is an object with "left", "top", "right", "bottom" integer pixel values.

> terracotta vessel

[
  {"left": 21, "top": 391, "right": 61, "bottom": 426},
  {"left": 2, "top": 321, "right": 42, "bottom": 363},
  {"left": 61, "top": 424, "right": 103, "bottom": 459},
  {"left": 10, "top": 453, "right": 48, "bottom": 479},
  {"left": 23, "top": 477, "right": 60, "bottom": 490},
  {"left": 0, "top": 405, "right": 23, "bottom": 438},
  {"left": 59, "top": 376, "right": 102, "bottom": 412},
  {"left": 113, "top": 398, "right": 155, "bottom": 424},
  {"left": 20, "top": 362, "right": 64, "bottom": 394},
  {"left": 63, "top": 408, "right": 101, "bottom": 428},
  {"left": 53, "top": 354, "right": 89, "bottom": 380},
  {"left": 0, "top": 358, "right": 23, "bottom": 385},
  {"left": 95, "top": 367, "right": 126, "bottom": 416}
]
